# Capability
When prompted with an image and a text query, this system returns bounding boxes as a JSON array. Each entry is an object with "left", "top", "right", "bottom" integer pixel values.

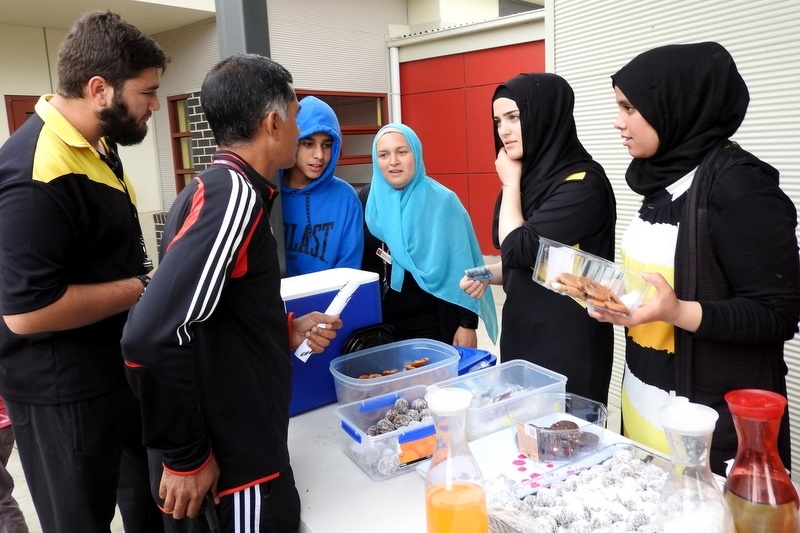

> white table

[
  {"left": 288, "top": 401, "right": 637, "bottom": 532},
  {"left": 288, "top": 403, "right": 427, "bottom": 533}
]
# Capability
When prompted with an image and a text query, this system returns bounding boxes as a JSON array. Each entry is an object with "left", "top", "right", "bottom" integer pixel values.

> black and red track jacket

[{"left": 121, "top": 150, "right": 293, "bottom": 497}]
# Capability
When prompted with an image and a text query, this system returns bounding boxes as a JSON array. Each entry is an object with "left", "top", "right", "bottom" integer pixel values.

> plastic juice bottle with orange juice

[
  {"left": 426, "top": 481, "right": 487, "bottom": 532},
  {"left": 424, "top": 386, "right": 488, "bottom": 533}
]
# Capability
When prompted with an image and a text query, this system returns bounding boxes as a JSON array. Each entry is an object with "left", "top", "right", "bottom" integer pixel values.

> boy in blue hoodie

[{"left": 281, "top": 96, "right": 364, "bottom": 277}]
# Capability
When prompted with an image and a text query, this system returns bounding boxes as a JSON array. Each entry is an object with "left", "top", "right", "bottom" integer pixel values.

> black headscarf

[
  {"left": 491, "top": 73, "right": 606, "bottom": 248},
  {"left": 611, "top": 42, "right": 750, "bottom": 197}
]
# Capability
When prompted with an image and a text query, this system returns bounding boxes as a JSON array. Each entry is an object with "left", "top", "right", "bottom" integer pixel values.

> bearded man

[{"left": 0, "top": 11, "right": 167, "bottom": 533}]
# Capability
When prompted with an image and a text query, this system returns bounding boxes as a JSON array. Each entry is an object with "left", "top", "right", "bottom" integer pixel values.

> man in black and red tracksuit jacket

[{"left": 121, "top": 54, "right": 342, "bottom": 533}]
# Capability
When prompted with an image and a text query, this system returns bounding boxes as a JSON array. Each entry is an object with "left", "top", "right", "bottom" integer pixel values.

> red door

[
  {"left": 400, "top": 41, "right": 545, "bottom": 252},
  {"left": 5, "top": 95, "right": 38, "bottom": 134}
]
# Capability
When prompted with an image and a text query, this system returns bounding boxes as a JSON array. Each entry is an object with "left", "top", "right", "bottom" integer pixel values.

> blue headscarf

[{"left": 365, "top": 123, "right": 498, "bottom": 343}]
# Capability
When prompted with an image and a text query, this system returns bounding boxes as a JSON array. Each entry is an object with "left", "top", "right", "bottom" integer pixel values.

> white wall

[
  {"left": 0, "top": 24, "right": 58, "bottom": 144},
  {"left": 151, "top": 17, "right": 219, "bottom": 208},
  {"left": 266, "top": 0, "right": 407, "bottom": 94},
  {"left": 409, "top": 0, "right": 498, "bottom": 29},
  {"left": 0, "top": 23, "right": 163, "bottom": 215},
  {"left": 0, "top": 0, "right": 540, "bottom": 245},
  {"left": 118, "top": 137, "right": 163, "bottom": 213}
]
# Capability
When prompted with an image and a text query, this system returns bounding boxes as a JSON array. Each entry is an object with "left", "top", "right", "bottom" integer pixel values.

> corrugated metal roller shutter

[{"left": 552, "top": 0, "right": 800, "bottom": 475}]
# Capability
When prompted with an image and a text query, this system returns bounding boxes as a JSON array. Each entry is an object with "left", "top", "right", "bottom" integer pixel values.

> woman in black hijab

[
  {"left": 594, "top": 42, "right": 800, "bottom": 475},
  {"left": 462, "top": 73, "right": 617, "bottom": 404}
]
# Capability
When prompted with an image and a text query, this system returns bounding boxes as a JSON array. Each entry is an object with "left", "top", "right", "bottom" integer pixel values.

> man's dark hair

[
  {"left": 200, "top": 54, "right": 295, "bottom": 147},
  {"left": 57, "top": 11, "right": 167, "bottom": 97}
]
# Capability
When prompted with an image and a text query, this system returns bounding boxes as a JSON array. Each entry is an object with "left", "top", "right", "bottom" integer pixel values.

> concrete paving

[{"left": 5, "top": 445, "right": 125, "bottom": 532}]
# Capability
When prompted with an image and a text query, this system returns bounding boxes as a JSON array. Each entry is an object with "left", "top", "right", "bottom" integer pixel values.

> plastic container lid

[
  {"left": 660, "top": 400, "right": 718, "bottom": 436},
  {"left": 281, "top": 267, "right": 377, "bottom": 300},
  {"left": 725, "top": 389, "right": 787, "bottom": 420},
  {"left": 425, "top": 386, "right": 473, "bottom": 416}
]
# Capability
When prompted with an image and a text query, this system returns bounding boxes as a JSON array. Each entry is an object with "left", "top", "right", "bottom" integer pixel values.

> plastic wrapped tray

[
  {"left": 532, "top": 237, "right": 653, "bottom": 316},
  {"left": 514, "top": 393, "right": 608, "bottom": 462},
  {"left": 489, "top": 442, "right": 671, "bottom": 532},
  {"left": 511, "top": 441, "right": 670, "bottom": 498}
]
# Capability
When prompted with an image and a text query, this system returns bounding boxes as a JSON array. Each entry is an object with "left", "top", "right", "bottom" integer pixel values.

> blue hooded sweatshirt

[{"left": 280, "top": 96, "right": 364, "bottom": 277}]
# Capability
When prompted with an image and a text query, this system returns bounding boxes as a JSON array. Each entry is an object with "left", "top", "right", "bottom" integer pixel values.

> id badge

[{"left": 376, "top": 247, "right": 392, "bottom": 264}]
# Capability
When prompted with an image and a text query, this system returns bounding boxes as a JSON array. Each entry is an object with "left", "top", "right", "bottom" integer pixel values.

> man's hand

[
  {"left": 160, "top": 454, "right": 220, "bottom": 520},
  {"left": 292, "top": 312, "right": 343, "bottom": 352}
]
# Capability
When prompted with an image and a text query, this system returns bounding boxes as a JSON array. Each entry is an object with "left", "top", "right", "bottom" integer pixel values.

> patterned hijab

[
  {"left": 611, "top": 42, "right": 749, "bottom": 196},
  {"left": 365, "top": 123, "right": 498, "bottom": 342},
  {"left": 491, "top": 73, "right": 607, "bottom": 247}
]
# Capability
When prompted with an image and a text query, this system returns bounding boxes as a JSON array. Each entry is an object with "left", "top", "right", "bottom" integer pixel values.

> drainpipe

[
  {"left": 389, "top": 46, "right": 401, "bottom": 123},
  {"left": 215, "top": 0, "right": 270, "bottom": 58}
]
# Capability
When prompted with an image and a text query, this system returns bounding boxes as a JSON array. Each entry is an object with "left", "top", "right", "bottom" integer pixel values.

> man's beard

[{"left": 98, "top": 95, "right": 148, "bottom": 146}]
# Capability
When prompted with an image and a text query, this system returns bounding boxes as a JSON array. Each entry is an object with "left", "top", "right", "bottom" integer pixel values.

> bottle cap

[
  {"left": 659, "top": 400, "right": 719, "bottom": 436},
  {"left": 725, "top": 389, "right": 787, "bottom": 420},
  {"left": 425, "top": 386, "right": 473, "bottom": 416}
]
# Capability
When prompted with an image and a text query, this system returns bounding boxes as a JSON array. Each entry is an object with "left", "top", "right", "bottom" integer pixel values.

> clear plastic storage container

[
  {"left": 334, "top": 384, "right": 437, "bottom": 481},
  {"left": 514, "top": 393, "right": 608, "bottom": 462},
  {"left": 329, "top": 339, "right": 459, "bottom": 404},
  {"left": 434, "top": 360, "right": 567, "bottom": 441},
  {"left": 532, "top": 237, "right": 653, "bottom": 316}
]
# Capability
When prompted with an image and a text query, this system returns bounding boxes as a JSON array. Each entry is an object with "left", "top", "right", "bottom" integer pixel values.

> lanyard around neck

[{"left": 99, "top": 143, "right": 153, "bottom": 272}]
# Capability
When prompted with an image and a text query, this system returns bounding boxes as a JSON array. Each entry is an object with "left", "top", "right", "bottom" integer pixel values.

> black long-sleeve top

[
  {"left": 500, "top": 170, "right": 616, "bottom": 404},
  {"left": 121, "top": 151, "right": 293, "bottom": 497}
]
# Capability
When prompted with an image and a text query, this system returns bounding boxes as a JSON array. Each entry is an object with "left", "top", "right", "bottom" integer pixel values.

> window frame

[
  {"left": 295, "top": 90, "right": 388, "bottom": 165},
  {"left": 167, "top": 94, "right": 195, "bottom": 193}
]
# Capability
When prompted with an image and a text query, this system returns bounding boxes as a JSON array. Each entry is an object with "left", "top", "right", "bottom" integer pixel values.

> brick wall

[
  {"left": 154, "top": 92, "right": 217, "bottom": 249},
  {"left": 187, "top": 93, "right": 217, "bottom": 171}
]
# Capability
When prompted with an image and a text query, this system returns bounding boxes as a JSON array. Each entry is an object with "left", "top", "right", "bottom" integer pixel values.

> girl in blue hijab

[{"left": 362, "top": 123, "right": 498, "bottom": 346}]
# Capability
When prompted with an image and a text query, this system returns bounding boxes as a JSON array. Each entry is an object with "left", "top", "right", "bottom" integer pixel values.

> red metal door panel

[
  {"left": 400, "top": 55, "right": 466, "bottom": 94},
  {"left": 398, "top": 40, "right": 545, "bottom": 252},
  {"left": 434, "top": 173, "right": 470, "bottom": 210},
  {"left": 465, "top": 85, "right": 498, "bottom": 174},
  {"left": 468, "top": 172, "right": 502, "bottom": 252},
  {"left": 464, "top": 41, "right": 545, "bottom": 86},
  {"left": 400, "top": 90, "right": 468, "bottom": 175}
]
